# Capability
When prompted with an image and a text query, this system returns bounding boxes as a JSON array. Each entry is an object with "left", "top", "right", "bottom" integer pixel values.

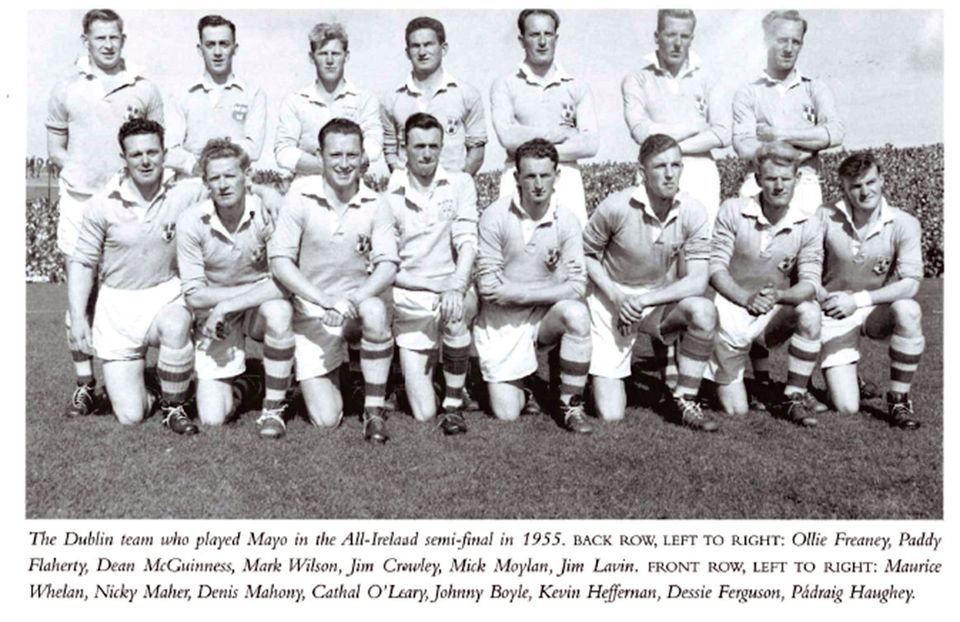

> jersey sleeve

[
  {"left": 267, "top": 193, "right": 305, "bottom": 261},
  {"left": 893, "top": 214, "right": 924, "bottom": 282},
  {"left": 175, "top": 210, "right": 208, "bottom": 296},
  {"left": 370, "top": 197, "right": 400, "bottom": 267},
  {"left": 451, "top": 175, "right": 479, "bottom": 251},
  {"left": 709, "top": 200, "right": 740, "bottom": 275}
]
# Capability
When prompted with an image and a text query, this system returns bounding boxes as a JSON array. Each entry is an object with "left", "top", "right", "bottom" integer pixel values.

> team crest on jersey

[
  {"left": 355, "top": 233, "right": 372, "bottom": 256},
  {"left": 872, "top": 256, "right": 892, "bottom": 276},
  {"left": 250, "top": 244, "right": 266, "bottom": 264},
  {"left": 125, "top": 104, "right": 145, "bottom": 121},
  {"left": 560, "top": 102, "right": 577, "bottom": 126},
  {"left": 445, "top": 117, "right": 459, "bottom": 136},
  {"left": 544, "top": 246, "right": 561, "bottom": 271},
  {"left": 777, "top": 254, "right": 797, "bottom": 274},
  {"left": 233, "top": 103, "right": 249, "bottom": 122},
  {"left": 438, "top": 198, "right": 457, "bottom": 221},
  {"left": 694, "top": 94, "right": 707, "bottom": 116},
  {"left": 802, "top": 104, "right": 817, "bottom": 125},
  {"left": 161, "top": 222, "right": 176, "bottom": 242}
]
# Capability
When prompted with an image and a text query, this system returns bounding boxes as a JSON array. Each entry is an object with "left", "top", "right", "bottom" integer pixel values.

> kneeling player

[
  {"left": 387, "top": 114, "right": 478, "bottom": 435},
  {"left": 177, "top": 139, "right": 295, "bottom": 438},
  {"left": 69, "top": 119, "right": 206, "bottom": 433},
  {"left": 270, "top": 118, "right": 399, "bottom": 443},
  {"left": 584, "top": 134, "right": 718, "bottom": 430},
  {"left": 708, "top": 142, "right": 824, "bottom": 426},
  {"left": 474, "top": 139, "right": 593, "bottom": 433},
  {"left": 818, "top": 153, "right": 923, "bottom": 428}
]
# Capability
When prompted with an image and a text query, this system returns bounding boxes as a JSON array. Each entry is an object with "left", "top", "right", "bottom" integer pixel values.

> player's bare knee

[
  {"left": 795, "top": 301, "right": 821, "bottom": 338},
  {"left": 358, "top": 298, "right": 389, "bottom": 338},
  {"left": 890, "top": 299, "right": 922, "bottom": 334},
  {"left": 595, "top": 401, "right": 625, "bottom": 422},
  {"left": 156, "top": 308, "right": 192, "bottom": 345},
  {"left": 683, "top": 297, "right": 718, "bottom": 333},
  {"left": 559, "top": 300, "right": 590, "bottom": 336},
  {"left": 199, "top": 408, "right": 229, "bottom": 426},
  {"left": 259, "top": 299, "right": 293, "bottom": 335},
  {"left": 113, "top": 404, "right": 145, "bottom": 425}
]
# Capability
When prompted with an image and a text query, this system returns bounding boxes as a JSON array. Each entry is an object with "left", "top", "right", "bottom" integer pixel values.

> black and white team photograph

[{"left": 22, "top": 7, "right": 943, "bottom": 520}]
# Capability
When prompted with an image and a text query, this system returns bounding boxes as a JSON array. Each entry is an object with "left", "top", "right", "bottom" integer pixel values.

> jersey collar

[
  {"left": 189, "top": 72, "right": 246, "bottom": 92},
  {"left": 756, "top": 67, "right": 806, "bottom": 89},
  {"left": 392, "top": 166, "right": 451, "bottom": 210},
  {"left": 75, "top": 55, "right": 145, "bottom": 90},
  {"left": 399, "top": 70, "right": 459, "bottom": 96},
  {"left": 642, "top": 50, "right": 702, "bottom": 79},
  {"left": 517, "top": 61, "right": 573, "bottom": 87},
  {"left": 109, "top": 168, "right": 178, "bottom": 208},
  {"left": 835, "top": 197, "right": 896, "bottom": 240},
  {"left": 510, "top": 193, "right": 559, "bottom": 224},
  {"left": 743, "top": 194, "right": 809, "bottom": 230},
  {"left": 200, "top": 195, "right": 259, "bottom": 239},
  {"left": 298, "top": 175, "right": 379, "bottom": 210},
  {"left": 297, "top": 78, "right": 359, "bottom": 104},
  {"left": 629, "top": 185, "right": 682, "bottom": 226}
]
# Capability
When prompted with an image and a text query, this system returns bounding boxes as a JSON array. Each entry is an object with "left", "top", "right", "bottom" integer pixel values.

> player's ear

[{"left": 440, "top": 41, "right": 449, "bottom": 57}]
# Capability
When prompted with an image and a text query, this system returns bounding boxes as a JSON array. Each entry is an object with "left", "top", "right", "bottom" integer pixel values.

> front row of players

[{"left": 67, "top": 114, "right": 925, "bottom": 440}]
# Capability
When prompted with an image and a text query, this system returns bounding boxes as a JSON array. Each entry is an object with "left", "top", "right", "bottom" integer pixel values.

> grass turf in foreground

[{"left": 25, "top": 282, "right": 942, "bottom": 519}]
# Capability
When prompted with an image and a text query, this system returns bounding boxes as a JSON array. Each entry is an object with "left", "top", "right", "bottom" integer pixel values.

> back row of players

[{"left": 52, "top": 8, "right": 925, "bottom": 440}]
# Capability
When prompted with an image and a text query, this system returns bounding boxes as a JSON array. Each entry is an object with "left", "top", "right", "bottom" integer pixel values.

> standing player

[
  {"left": 583, "top": 134, "right": 718, "bottom": 430},
  {"left": 817, "top": 153, "right": 923, "bottom": 428},
  {"left": 731, "top": 10, "right": 843, "bottom": 406},
  {"left": 474, "top": 138, "right": 593, "bottom": 433},
  {"left": 708, "top": 142, "right": 824, "bottom": 426},
  {"left": 47, "top": 9, "right": 163, "bottom": 417},
  {"left": 68, "top": 119, "right": 204, "bottom": 434},
  {"left": 274, "top": 23, "right": 382, "bottom": 176},
  {"left": 732, "top": 10, "right": 844, "bottom": 215},
  {"left": 166, "top": 15, "right": 267, "bottom": 177},
  {"left": 490, "top": 8, "right": 598, "bottom": 226},
  {"left": 176, "top": 139, "right": 295, "bottom": 438},
  {"left": 269, "top": 119, "right": 399, "bottom": 443},
  {"left": 621, "top": 9, "right": 729, "bottom": 222},
  {"left": 386, "top": 113, "right": 478, "bottom": 435},
  {"left": 381, "top": 16, "right": 487, "bottom": 181}
]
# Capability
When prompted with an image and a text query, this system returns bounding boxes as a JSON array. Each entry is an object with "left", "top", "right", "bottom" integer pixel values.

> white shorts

[
  {"left": 474, "top": 305, "right": 549, "bottom": 383},
  {"left": 706, "top": 293, "right": 791, "bottom": 385},
  {"left": 820, "top": 304, "right": 894, "bottom": 369},
  {"left": 56, "top": 181, "right": 93, "bottom": 257},
  {"left": 392, "top": 287, "right": 477, "bottom": 350},
  {"left": 499, "top": 162, "right": 588, "bottom": 227},
  {"left": 587, "top": 285, "right": 673, "bottom": 379},
  {"left": 679, "top": 155, "right": 721, "bottom": 228},
  {"left": 194, "top": 308, "right": 259, "bottom": 380},
  {"left": 93, "top": 278, "right": 184, "bottom": 361},
  {"left": 291, "top": 298, "right": 356, "bottom": 381},
  {"left": 738, "top": 167, "right": 823, "bottom": 218}
]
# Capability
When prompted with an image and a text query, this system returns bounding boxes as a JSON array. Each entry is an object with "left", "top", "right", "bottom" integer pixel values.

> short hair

[
  {"left": 198, "top": 138, "right": 250, "bottom": 180},
  {"left": 197, "top": 14, "right": 236, "bottom": 41},
  {"left": 318, "top": 118, "right": 363, "bottom": 152},
  {"left": 405, "top": 16, "right": 446, "bottom": 46},
  {"left": 657, "top": 9, "right": 696, "bottom": 32},
  {"left": 514, "top": 138, "right": 559, "bottom": 171},
  {"left": 117, "top": 118, "right": 164, "bottom": 151},
  {"left": 517, "top": 9, "right": 560, "bottom": 35},
  {"left": 83, "top": 9, "right": 123, "bottom": 35},
  {"left": 404, "top": 113, "right": 443, "bottom": 141},
  {"left": 639, "top": 134, "right": 681, "bottom": 166},
  {"left": 762, "top": 10, "right": 808, "bottom": 38},
  {"left": 837, "top": 152, "right": 882, "bottom": 180},
  {"left": 754, "top": 141, "right": 800, "bottom": 173},
  {"left": 309, "top": 22, "right": 349, "bottom": 53}
]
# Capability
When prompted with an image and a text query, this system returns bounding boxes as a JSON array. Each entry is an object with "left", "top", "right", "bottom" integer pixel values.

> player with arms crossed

[
  {"left": 817, "top": 153, "right": 924, "bottom": 429},
  {"left": 474, "top": 138, "right": 593, "bottom": 434},
  {"left": 583, "top": 134, "right": 718, "bottom": 430},
  {"left": 68, "top": 119, "right": 204, "bottom": 434},
  {"left": 381, "top": 16, "right": 487, "bottom": 180},
  {"left": 269, "top": 119, "right": 399, "bottom": 443},
  {"left": 621, "top": 9, "right": 729, "bottom": 222},
  {"left": 708, "top": 142, "right": 824, "bottom": 426},
  {"left": 47, "top": 8, "right": 163, "bottom": 417},
  {"left": 386, "top": 113, "right": 479, "bottom": 435},
  {"left": 490, "top": 8, "right": 598, "bottom": 226},
  {"left": 274, "top": 23, "right": 382, "bottom": 177},
  {"left": 166, "top": 15, "right": 267, "bottom": 177},
  {"left": 176, "top": 139, "right": 295, "bottom": 438}
]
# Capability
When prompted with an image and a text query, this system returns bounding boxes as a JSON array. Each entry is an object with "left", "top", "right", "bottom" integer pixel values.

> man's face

[
  {"left": 83, "top": 19, "right": 125, "bottom": 71},
  {"left": 311, "top": 38, "right": 348, "bottom": 84},
  {"left": 841, "top": 165, "right": 885, "bottom": 212},
  {"left": 519, "top": 14, "right": 558, "bottom": 68},
  {"left": 756, "top": 159, "right": 798, "bottom": 209},
  {"left": 640, "top": 146, "right": 683, "bottom": 201},
  {"left": 515, "top": 156, "right": 558, "bottom": 210},
  {"left": 203, "top": 156, "right": 246, "bottom": 211},
  {"left": 121, "top": 133, "right": 164, "bottom": 190},
  {"left": 406, "top": 28, "right": 446, "bottom": 76},
  {"left": 765, "top": 18, "right": 804, "bottom": 74},
  {"left": 320, "top": 132, "right": 363, "bottom": 193},
  {"left": 405, "top": 127, "right": 443, "bottom": 180},
  {"left": 655, "top": 16, "right": 694, "bottom": 72},
  {"left": 198, "top": 25, "right": 236, "bottom": 79}
]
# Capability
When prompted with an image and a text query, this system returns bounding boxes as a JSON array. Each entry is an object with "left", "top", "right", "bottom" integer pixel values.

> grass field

[{"left": 25, "top": 282, "right": 943, "bottom": 520}]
